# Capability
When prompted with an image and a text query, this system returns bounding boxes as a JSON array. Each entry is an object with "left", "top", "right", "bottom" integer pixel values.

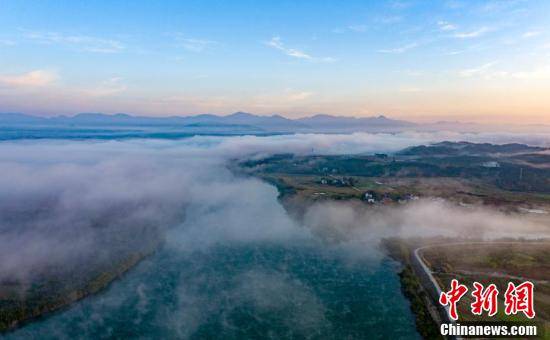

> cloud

[
  {"left": 0, "top": 71, "right": 128, "bottom": 100},
  {"left": 266, "top": 36, "right": 311, "bottom": 59},
  {"left": 265, "top": 36, "right": 335, "bottom": 62},
  {"left": 506, "top": 65, "right": 550, "bottom": 80},
  {"left": 2, "top": 135, "right": 545, "bottom": 337},
  {"left": 443, "top": 50, "right": 466, "bottom": 56},
  {"left": 331, "top": 25, "right": 368, "bottom": 34},
  {"left": 478, "top": 0, "right": 526, "bottom": 13},
  {"left": 437, "top": 20, "right": 457, "bottom": 31},
  {"left": 286, "top": 90, "right": 314, "bottom": 101},
  {"left": 180, "top": 38, "right": 215, "bottom": 52},
  {"left": 0, "top": 139, "right": 314, "bottom": 283},
  {"left": 458, "top": 61, "right": 498, "bottom": 77},
  {"left": 0, "top": 70, "right": 58, "bottom": 87},
  {"left": 522, "top": 31, "right": 541, "bottom": 39},
  {"left": 458, "top": 61, "right": 550, "bottom": 80},
  {"left": 348, "top": 24, "right": 367, "bottom": 32},
  {"left": 390, "top": 1, "right": 413, "bottom": 9},
  {"left": 171, "top": 34, "right": 217, "bottom": 52},
  {"left": 24, "top": 31, "right": 125, "bottom": 53},
  {"left": 240, "top": 89, "right": 315, "bottom": 108},
  {"left": 1, "top": 131, "right": 549, "bottom": 334},
  {"left": 377, "top": 42, "right": 418, "bottom": 54},
  {"left": 303, "top": 199, "right": 550, "bottom": 246},
  {"left": 0, "top": 39, "right": 16, "bottom": 46},
  {"left": 453, "top": 27, "right": 491, "bottom": 39},
  {"left": 375, "top": 15, "right": 403, "bottom": 24},
  {"left": 83, "top": 77, "right": 127, "bottom": 97}
]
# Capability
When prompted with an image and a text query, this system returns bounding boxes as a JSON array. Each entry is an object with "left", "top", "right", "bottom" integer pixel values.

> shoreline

[
  {"left": 383, "top": 238, "right": 444, "bottom": 339},
  {"left": 0, "top": 245, "right": 158, "bottom": 333},
  {"left": 255, "top": 172, "right": 442, "bottom": 339}
]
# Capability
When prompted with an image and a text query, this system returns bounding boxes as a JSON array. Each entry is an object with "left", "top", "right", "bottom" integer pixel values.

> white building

[{"left": 482, "top": 161, "right": 500, "bottom": 168}]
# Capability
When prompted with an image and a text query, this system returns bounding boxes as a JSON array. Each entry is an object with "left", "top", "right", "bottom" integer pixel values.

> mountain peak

[{"left": 228, "top": 111, "right": 255, "bottom": 118}]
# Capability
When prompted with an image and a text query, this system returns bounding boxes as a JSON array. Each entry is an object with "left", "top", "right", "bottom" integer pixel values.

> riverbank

[
  {"left": 0, "top": 244, "right": 158, "bottom": 333},
  {"left": 383, "top": 238, "right": 444, "bottom": 339}
]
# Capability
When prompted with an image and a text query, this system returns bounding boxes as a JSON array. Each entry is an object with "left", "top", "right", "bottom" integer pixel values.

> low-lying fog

[
  {"left": 1, "top": 131, "right": 550, "bottom": 284},
  {"left": 1, "top": 131, "right": 550, "bottom": 338}
]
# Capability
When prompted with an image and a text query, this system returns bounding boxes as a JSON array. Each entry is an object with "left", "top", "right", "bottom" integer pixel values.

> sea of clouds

[{"left": 1, "top": 131, "right": 550, "bottom": 284}]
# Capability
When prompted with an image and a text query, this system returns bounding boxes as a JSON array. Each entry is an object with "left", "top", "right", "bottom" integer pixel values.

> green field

[{"left": 239, "top": 142, "right": 550, "bottom": 338}]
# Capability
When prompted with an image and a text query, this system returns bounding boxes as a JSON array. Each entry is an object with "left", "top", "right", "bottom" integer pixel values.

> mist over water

[
  {"left": 2, "top": 131, "right": 550, "bottom": 339},
  {"left": 7, "top": 243, "right": 421, "bottom": 339}
]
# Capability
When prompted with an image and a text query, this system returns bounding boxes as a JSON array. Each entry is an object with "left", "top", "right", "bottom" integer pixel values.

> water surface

[{"left": 7, "top": 241, "right": 420, "bottom": 339}]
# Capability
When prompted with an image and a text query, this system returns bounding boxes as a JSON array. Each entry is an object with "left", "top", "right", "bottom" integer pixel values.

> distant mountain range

[
  {"left": 2, "top": 112, "right": 549, "bottom": 137},
  {"left": 0, "top": 111, "right": 415, "bottom": 133}
]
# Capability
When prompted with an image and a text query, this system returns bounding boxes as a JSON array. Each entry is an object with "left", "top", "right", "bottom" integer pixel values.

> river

[{"left": 7, "top": 241, "right": 420, "bottom": 339}]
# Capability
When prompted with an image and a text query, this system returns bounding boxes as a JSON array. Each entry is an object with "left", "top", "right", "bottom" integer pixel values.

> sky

[{"left": 0, "top": 0, "right": 549, "bottom": 124}]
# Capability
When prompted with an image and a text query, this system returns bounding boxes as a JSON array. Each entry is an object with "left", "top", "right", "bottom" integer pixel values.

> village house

[{"left": 363, "top": 192, "right": 376, "bottom": 204}]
